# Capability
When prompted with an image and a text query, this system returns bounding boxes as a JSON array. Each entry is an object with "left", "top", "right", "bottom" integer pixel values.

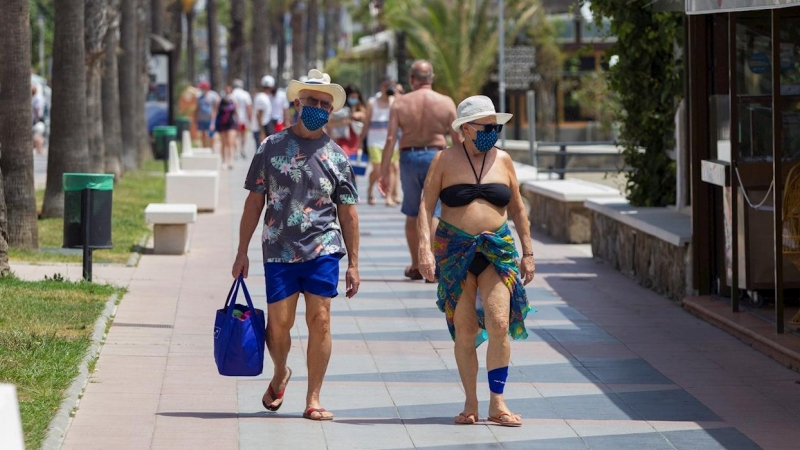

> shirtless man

[{"left": 379, "top": 60, "right": 460, "bottom": 280}]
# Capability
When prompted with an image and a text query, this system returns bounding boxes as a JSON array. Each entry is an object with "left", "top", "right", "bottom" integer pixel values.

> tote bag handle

[{"left": 222, "top": 275, "right": 257, "bottom": 317}]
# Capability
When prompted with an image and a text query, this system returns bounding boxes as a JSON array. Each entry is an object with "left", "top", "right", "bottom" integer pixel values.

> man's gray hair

[{"left": 410, "top": 60, "right": 434, "bottom": 84}]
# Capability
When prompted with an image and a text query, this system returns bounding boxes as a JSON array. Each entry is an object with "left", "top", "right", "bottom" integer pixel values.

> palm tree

[
  {"left": 119, "top": 0, "right": 138, "bottom": 171},
  {"left": 0, "top": 0, "right": 39, "bottom": 247},
  {"left": 382, "top": 0, "right": 540, "bottom": 101},
  {"left": 273, "top": 1, "right": 288, "bottom": 83},
  {"left": 86, "top": 0, "right": 110, "bottom": 174},
  {"left": 291, "top": 0, "right": 306, "bottom": 77},
  {"left": 42, "top": 0, "right": 90, "bottom": 218},
  {"left": 186, "top": 3, "right": 197, "bottom": 83},
  {"left": 305, "top": 0, "right": 319, "bottom": 68},
  {"left": 103, "top": 0, "right": 124, "bottom": 177},
  {"left": 207, "top": 0, "right": 223, "bottom": 91},
  {"left": 322, "top": 0, "right": 341, "bottom": 66},
  {"left": 229, "top": 0, "right": 245, "bottom": 83},
  {"left": 250, "top": 0, "right": 269, "bottom": 84},
  {"left": 135, "top": 0, "right": 151, "bottom": 166},
  {"left": 0, "top": 170, "right": 10, "bottom": 275}
]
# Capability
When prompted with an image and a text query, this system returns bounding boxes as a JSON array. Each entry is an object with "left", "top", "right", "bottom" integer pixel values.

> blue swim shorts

[
  {"left": 264, "top": 254, "right": 340, "bottom": 303},
  {"left": 197, "top": 120, "right": 211, "bottom": 131},
  {"left": 399, "top": 149, "right": 442, "bottom": 217}
]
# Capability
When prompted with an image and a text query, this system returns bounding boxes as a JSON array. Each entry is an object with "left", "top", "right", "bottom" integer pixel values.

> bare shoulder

[{"left": 496, "top": 149, "right": 517, "bottom": 170}]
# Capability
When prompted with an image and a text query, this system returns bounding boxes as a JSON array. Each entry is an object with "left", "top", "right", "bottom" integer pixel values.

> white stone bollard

[
  {"left": 168, "top": 141, "right": 181, "bottom": 174},
  {"left": 182, "top": 130, "right": 193, "bottom": 154},
  {"left": 0, "top": 384, "right": 25, "bottom": 450}
]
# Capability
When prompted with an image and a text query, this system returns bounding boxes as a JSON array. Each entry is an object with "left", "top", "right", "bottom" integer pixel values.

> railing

[{"left": 505, "top": 140, "right": 630, "bottom": 180}]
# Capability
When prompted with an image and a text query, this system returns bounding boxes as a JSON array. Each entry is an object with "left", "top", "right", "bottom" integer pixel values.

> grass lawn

[
  {"left": 9, "top": 160, "right": 165, "bottom": 264},
  {"left": 0, "top": 276, "right": 124, "bottom": 450}
]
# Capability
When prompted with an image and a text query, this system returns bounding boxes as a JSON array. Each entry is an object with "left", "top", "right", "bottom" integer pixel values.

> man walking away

[
  {"left": 379, "top": 60, "right": 460, "bottom": 280},
  {"left": 232, "top": 69, "right": 360, "bottom": 421},
  {"left": 231, "top": 79, "right": 253, "bottom": 159},
  {"left": 195, "top": 81, "right": 220, "bottom": 149},
  {"left": 253, "top": 76, "right": 273, "bottom": 144}
]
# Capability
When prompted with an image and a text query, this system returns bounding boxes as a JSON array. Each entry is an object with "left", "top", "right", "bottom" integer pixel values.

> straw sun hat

[
  {"left": 451, "top": 95, "right": 512, "bottom": 132},
  {"left": 286, "top": 69, "right": 346, "bottom": 111}
]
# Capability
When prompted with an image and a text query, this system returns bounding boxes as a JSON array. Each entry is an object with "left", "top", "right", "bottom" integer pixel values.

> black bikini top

[{"left": 439, "top": 144, "right": 512, "bottom": 208}]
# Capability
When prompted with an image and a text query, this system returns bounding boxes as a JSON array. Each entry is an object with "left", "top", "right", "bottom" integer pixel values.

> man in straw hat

[
  {"left": 378, "top": 60, "right": 461, "bottom": 281},
  {"left": 233, "top": 69, "right": 361, "bottom": 421}
]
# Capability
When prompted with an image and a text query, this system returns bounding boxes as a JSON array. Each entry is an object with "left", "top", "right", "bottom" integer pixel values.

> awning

[{"left": 686, "top": 0, "right": 800, "bottom": 15}]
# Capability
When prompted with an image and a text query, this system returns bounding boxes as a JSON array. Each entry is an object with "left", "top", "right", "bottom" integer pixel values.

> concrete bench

[
  {"left": 585, "top": 197, "right": 692, "bottom": 301},
  {"left": 144, "top": 203, "right": 197, "bottom": 255},
  {"left": 521, "top": 179, "right": 623, "bottom": 243},
  {"left": 180, "top": 130, "right": 219, "bottom": 170},
  {"left": 166, "top": 142, "right": 220, "bottom": 212},
  {"left": 0, "top": 384, "right": 25, "bottom": 450}
]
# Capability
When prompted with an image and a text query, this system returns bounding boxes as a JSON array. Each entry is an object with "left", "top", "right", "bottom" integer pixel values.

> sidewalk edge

[
  {"left": 683, "top": 296, "right": 800, "bottom": 372},
  {"left": 40, "top": 292, "right": 122, "bottom": 450}
]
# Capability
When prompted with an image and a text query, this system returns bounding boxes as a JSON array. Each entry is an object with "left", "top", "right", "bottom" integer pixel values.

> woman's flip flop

[
  {"left": 487, "top": 412, "right": 522, "bottom": 427},
  {"left": 454, "top": 412, "right": 478, "bottom": 425}
]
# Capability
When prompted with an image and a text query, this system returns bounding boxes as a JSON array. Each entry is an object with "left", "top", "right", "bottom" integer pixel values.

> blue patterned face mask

[
  {"left": 473, "top": 129, "right": 498, "bottom": 152},
  {"left": 300, "top": 105, "right": 330, "bottom": 131}
]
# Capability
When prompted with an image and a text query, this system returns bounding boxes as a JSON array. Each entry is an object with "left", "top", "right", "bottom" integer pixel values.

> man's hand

[
  {"left": 377, "top": 171, "right": 389, "bottom": 197},
  {"left": 419, "top": 248, "right": 436, "bottom": 282},
  {"left": 520, "top": 255, "right": 535, "bottom": 285},
  {"left": 232, "top": 252, "right": 249, "bottom": 279},
  {"left": 345, "top": 266, "right": 360, "bottom": 298}
]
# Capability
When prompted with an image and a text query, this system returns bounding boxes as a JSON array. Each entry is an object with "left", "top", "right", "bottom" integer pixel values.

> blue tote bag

[{"left": 214, "top": 276, "right": 266, "bottom": 376}]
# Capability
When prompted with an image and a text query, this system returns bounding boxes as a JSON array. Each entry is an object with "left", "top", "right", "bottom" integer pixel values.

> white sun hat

[
  {"left": 286, "top": 69, "right": 346, "bottom": 111},
  {"left": 451, "top": 95, "right": 513, "bottom": 132}
]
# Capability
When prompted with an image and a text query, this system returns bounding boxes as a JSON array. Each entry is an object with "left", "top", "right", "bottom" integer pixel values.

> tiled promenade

[{"left": 23, "top": 156, "right": 800, "bottom": 449}]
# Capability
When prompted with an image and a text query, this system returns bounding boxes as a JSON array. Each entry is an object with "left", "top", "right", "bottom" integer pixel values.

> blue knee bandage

[{"left": 488, "top": 366, "right": 509, "bottom": 394}]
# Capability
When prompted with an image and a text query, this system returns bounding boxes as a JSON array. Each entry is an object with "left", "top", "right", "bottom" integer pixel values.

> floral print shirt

[{"left": 244, "top": 128, "right": 359, "bottom": 263}]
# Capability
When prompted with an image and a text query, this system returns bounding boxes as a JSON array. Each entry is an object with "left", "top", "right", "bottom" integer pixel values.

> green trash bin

[
  {"left": 175, "top": 117, "right": 191, "bottom": 144},
  {"left": 152, "top": 125, "right": 177, "bottom": 160},
  {"left": 62, "top": 173, "right": 114, "bottom": 249}
]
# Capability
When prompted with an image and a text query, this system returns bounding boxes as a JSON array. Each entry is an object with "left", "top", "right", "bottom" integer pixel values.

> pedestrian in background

[
  {"left": 214, "top": 85, "right": 238, "bottom": 169},
  {"left": 364, "top": 77, "right": 401, "bottom": 206},
  {"left": 378, "top": 60, "right": 460, "bottom": 281},
  {"left": 231, "top": 79, "right": 253, "bottom": 159},
  {"left": 328, "top": 84, "right": 366, "bottom": 160},
  {"left": 262, "top": 75, "right": 291, "bottom": 135},
  {"left": 195, "top": 81, "right": 220, "bottom": 149},
  {"left": 253, "top": 76, "right": 273, "bottom": 144}
]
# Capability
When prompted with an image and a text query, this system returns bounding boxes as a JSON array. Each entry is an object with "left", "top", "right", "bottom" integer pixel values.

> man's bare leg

[
  {"left": 453, "top": 275, "right": 480, "bottom": 423},
  {"left": 405, "top": 216, "right": 420, "bottom": 269},
  {"left": 303, "top": 292, "right": 334, "bottom": 419},
  {"left": 263, "top": 292, "right": 300, "bottom": 409}
]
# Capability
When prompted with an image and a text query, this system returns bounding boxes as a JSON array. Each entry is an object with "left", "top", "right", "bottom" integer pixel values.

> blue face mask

[
  {"left": 300, "top": 105, "right": 329, "bottom": 131},
  {"left": 473, "top": 130, "right": 498, "bottom": 152},
  {"left": 347, "top": 98, "right": 358, "bottom": 106}
]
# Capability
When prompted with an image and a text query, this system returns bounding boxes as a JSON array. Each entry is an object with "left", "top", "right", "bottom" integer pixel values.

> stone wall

[
  {"left": 521, "top": 190, "right": 592, "bottom": 244},
  {"left": 591, "top": 212, "right": 690, "bottom": 301}
]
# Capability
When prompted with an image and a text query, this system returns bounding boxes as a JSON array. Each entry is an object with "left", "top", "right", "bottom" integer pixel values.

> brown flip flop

[
  {"left": 454, "top": 412, "right": 478, "bottom": 425},
  {"left": 303, "top": 407, "right": 334, "bottom": 421},
  {"left": 404, "top": 266, "right": 423, "bottom": 280},
  {"left": 487, "top": 412, "right": 522, "bottom": 427}
]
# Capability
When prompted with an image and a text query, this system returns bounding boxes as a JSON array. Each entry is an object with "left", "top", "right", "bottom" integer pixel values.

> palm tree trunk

[
  {"left": 103, "top": 2, "right": 124, "bottom": 178},
  {"left": 187, "top": 8, "right": 196, "bottom": 83},
  {"left": 42, "top": 0, "right": 89, "bottom": 218},
  {"left": 151, "top": 0, "right": 164, "bottom": 36},
  {"left": 207, "top": 0, "right": 223, "bottom": 91},
  {"left": 167, "top": 0, "right": 182, "bottom": 86},
  {"left": 305, "top": 0, "right": 318, "bottom": 68},
  {"left": 0, "top": 0, "right": 38, "bottom": 248},
  {"left": 136, "top": 0, "right": 151, "bottom": 166},
  {"left": 250, "top": 0, "right": 269, "bottom": 84},
  {"left": 119, "top": 0, "right": 138, "bottom": 171},
  {"left": 0, "top": 168, "right": 10, "bottom": 275},
  {"left": 228, "top": 0, "right": 245, "bottom": 84},
  {"left": 290, "top": 1, "right": 306, "bottom": 78},
  {"left": 275, "top": 4, "right": 287, "bottom": 83},
  {"left": 86, "top": 0, "right": 109, "bottom": 174}
]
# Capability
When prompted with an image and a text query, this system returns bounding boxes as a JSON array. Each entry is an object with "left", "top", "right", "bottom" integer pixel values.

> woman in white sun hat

[{"left": 417, "top": 95, "right": 535, "bottom": 427}]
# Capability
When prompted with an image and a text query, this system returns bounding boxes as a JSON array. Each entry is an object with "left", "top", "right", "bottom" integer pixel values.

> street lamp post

[{"left": 498, "top": 0, "right": 506, "bottom": 148}]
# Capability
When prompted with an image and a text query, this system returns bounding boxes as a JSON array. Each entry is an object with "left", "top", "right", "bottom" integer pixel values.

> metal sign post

[
  {"left": 526, "top": 90, "right": 537, "bottom": 167},
  {"left": 81, "top": 188, "right": 93, "bottom": 282},
  {"left": 498, "top": 0, "right": 506, "bottom": 149}
]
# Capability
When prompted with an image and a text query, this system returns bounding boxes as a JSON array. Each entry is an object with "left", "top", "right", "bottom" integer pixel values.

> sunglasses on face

[
  {"left": 300, "top": 97, "right": 333, "bottom": 110},
  {"left": 468, "top": 123, "right": 503, "bottom": 133}
]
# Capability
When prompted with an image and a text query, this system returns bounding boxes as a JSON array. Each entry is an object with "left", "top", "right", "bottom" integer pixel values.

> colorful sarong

[{"left": 433, "top": 220, "right": 533, "bottom": 347}]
